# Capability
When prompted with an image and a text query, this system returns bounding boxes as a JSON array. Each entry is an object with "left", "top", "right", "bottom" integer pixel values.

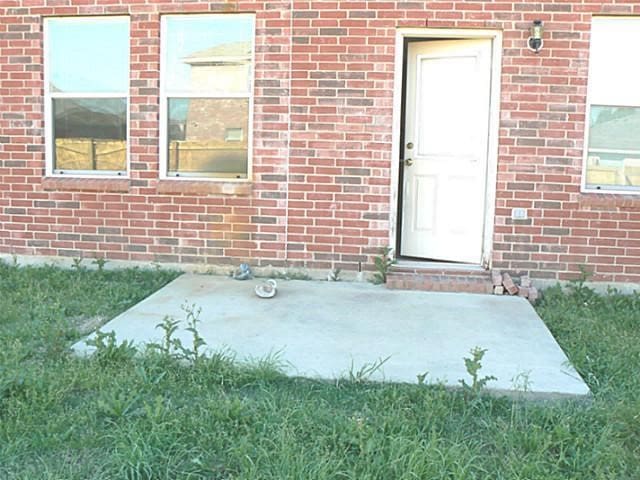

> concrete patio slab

[{"left": 73, "top": 274, "right": 590, "bottom": 398}]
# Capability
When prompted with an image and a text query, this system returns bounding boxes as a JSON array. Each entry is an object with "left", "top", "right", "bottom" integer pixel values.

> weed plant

[
  {"left": 372, "top": 246, "right": 395, "bottom": 284},
  {"left": 1, "top": 262, "right": 639, "bottom": 479}
]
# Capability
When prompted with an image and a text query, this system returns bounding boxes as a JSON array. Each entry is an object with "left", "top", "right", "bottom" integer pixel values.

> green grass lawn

[{"left": 1, "top": 262, "right": 639, "bottom": 479}]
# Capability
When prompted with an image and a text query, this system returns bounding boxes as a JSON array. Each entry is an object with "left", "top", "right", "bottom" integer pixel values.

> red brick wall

[{"left": 1, "top": 1, "right": 640, "bottom": 282}]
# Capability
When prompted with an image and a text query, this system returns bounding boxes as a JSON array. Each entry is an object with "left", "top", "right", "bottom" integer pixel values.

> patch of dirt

[{"left": 71, "top": 316, "right": 108, "bottom": 336}]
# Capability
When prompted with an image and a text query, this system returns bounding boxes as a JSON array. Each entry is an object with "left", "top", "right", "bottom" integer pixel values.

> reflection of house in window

[
  {"left": 586, "top": 107, "right": 640, "bottom": 187},
  {"left": 184, "top": 41, "right": 251, "bottom": 92},
  {"left": 168, "top": 41, "right": 250, "bottom": 177},
  {"left": 589, "top": 108, "right": 640, "bottom": 152}
]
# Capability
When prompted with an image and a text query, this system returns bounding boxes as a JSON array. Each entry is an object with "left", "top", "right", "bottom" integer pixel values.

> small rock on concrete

[{"left": 493, "top": 285, "right": 504, "bottom": 295}]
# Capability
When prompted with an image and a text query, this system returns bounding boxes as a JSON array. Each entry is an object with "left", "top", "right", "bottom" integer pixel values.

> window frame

[
  {"left": 159, "top": 13, "right": 256, "bottom": 183},
  {"left": 159, "top": 13, "right": 256, "bottom": 182},
  {"left": 43, "top": 16, "right": 131, "bottom": 178},
  {"left": 582, "top": 16, "right": 640, "bottom": 194}
]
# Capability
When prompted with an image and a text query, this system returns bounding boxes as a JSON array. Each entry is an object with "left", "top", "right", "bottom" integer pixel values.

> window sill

[
  {"left": 41, "top": 177, "right": 130, "bottom": 193},
  {"left": 578, "top": 192, "right": 640, "bottom": 210},
  {"left": 156, "top": 179, "right": 252, "bottom": 196}
]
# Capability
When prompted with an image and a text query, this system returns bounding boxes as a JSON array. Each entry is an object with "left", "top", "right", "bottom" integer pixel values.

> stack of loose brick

[{"left": 491, "top": 271, "right": 538, "bottom": 303}]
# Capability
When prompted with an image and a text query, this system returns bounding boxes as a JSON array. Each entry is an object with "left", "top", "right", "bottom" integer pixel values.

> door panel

[
  {"left": 411, "top": 174, "right": 437, "bottom": 232},
  {"left": 401, "top": 39, "right": 492, "bottom": 263},
  {"left": 445, "top": 175, "right": 475, "bottom": 233}
]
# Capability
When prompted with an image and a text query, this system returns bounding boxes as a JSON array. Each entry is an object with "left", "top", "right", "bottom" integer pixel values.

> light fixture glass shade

[{"left": 531, "top": 20, "right": 543, "bottom": 40}]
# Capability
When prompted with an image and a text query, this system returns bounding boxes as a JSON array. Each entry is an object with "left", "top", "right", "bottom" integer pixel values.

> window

[
  {"left": 225, "top": 128, "right": 244, "bottom": 142},
  {"left": 584, "top": 17, "right": 640, "bottom": 192},
  {"left": 44, "top": 17, "right": 129, "bottom": 176},
  {"left": 160, "top": 14, "right": 254, "bottom": 180}
]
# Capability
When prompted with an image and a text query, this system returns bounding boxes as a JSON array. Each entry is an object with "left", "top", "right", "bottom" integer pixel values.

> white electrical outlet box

[{"left": 512, "top": 208, "right": 528, "bottom": 220}]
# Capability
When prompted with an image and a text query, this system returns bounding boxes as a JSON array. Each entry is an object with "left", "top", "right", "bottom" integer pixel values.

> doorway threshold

[{"left": 394, "top": 258, "right": 487, "bottom": 272}]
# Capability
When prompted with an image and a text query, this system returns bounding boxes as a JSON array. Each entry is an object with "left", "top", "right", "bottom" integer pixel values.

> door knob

[{"left": 404, "top": 158, "right": 413, "bottom": 167}]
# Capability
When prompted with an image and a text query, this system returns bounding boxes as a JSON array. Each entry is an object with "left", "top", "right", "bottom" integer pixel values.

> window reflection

[
  {"left": 47, "top": 18, "right": 129, "bottom": 94},
  {"left": 168, "top": 98, "right": 248, "bottom": 178},
  {"left": 588, "top": 106, "right": 640, "bottom": 152},
  {"left": 46, "top": 17, "right": 129, "bottom": 174},
  {"left": 586, "top": 106, "right": 640, "bottom": 188},
  {"left": 164, "top": 16, "right": 253, "bottom": 94},
  {"left": 53, "top": 98, "right": 127, "bottom": 171},
  {"left": 163, "top": 14, "right": 254, "bottom": 179}
]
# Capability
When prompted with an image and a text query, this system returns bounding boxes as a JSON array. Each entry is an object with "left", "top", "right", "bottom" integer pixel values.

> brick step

[{"left": 386, "top": 269, "right": 493, "bottom": 294}]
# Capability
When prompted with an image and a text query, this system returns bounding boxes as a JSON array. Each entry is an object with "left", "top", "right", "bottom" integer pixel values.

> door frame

[{"left": 390, "top": 28, "right": 503, "bottom": 268}]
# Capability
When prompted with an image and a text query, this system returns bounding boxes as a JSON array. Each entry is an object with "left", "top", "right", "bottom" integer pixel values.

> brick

[
  {"left": 491, "top": 270, "right": 503, "bottom": 286},
  {"left": 493, "top": 285, "right": 505, "bottom": 295},
  {"left": 502, "top": 273, "right": 519, "bottom": 295}
]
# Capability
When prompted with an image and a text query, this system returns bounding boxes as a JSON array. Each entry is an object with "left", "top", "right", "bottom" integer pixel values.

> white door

[{"left": 401, "top": 39, "right": 492, "bottom": 264}]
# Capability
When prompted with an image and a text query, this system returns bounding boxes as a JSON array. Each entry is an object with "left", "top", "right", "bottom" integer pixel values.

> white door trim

[{"left": 389, "top": 28, "right": 503, "bottom": 268}]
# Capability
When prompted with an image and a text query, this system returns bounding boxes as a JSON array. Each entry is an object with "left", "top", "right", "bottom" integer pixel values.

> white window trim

[
  {"left": 581, "top": 17, "right": 640, "bottom": 194},
  {"left": 159, "top": 13, "right": 255, "bottom": 183},
  {"left": 43, "top": 16, "right": 131, "bottom": 178}
]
